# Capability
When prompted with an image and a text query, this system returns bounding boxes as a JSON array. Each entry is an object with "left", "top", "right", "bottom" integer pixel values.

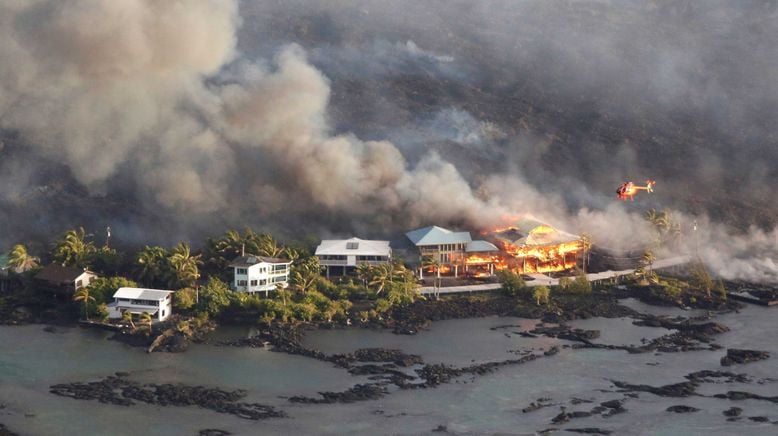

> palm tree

[
  {"left": 139, "top": 312, "right": 153, "bottom": 335},
  {"left": 422, "top": 256, "right": 442, "bottom": 300},
  {"left": 135, "top": 246, "right": 169, "bottom": 286},
  {"left": 641, "top": 249, "right": 656, "bottom": 276},
  {"left": 356, "top": 264, "right": 372, "bottom": 287},
  {"left": 275, "top": 283, "right": 290, "bottom": 307},
  {"left": 54, "top": 227, "right": 96, "bottom": 268},
  {"left": 7, "top": 244, "right": 39, "bottom": 273},
  {"left": 73, "top": 287, "right": 95, "bottom": 320},
  {"left": 121, "top": 310, "right": 136, "bottom": 329},
  {"left": 169, "top": 243, "right": 202, "bottom": 288},
  {"left": 291, "top": 256, "right": 320, "bottom": 295},
  {"left": 368, "top": 264, "right": 392, "bottom": 295},
  {"left": 257, "top": 233, "right": 285, "bottom": 258}
]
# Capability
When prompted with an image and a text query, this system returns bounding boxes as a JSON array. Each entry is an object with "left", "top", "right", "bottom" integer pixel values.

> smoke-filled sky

[{"left": 1, "top": 0, "right": 777, "bottom": 282}]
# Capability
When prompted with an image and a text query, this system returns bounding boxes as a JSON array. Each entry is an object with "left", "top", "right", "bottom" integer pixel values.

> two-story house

[
  {"left": 229, "top": 255, "right": 291, "bottom": 296},
  {"left": 107, "top": 287, "right": 174, "bottom": 322},
  {"left": 406, "top": 226, "right": 499, "bottom": 278},
  {"left": 315, "top": 237, "right": 391, "bottom": 278}
]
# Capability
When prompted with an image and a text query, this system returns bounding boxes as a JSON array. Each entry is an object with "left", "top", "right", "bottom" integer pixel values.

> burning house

[
  {"left": 405, "top": 226, "right": 500, "bottom": 278},
  {"left": 490, "top": 219, "right": 583, "bottom": 274}
]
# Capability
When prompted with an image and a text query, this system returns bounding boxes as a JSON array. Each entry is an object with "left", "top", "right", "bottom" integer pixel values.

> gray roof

[
  {"left": 405, "top": 226, "right": 472, "bottom": 246},
  {"left": 228, "top": 255, "right": 291, "bottom": 267},
  {"left": 466, "top": 240, "right": 499, "bottom": 252},
  {"left": 113, "top": 287, "right": 173, "bottom": 301}
]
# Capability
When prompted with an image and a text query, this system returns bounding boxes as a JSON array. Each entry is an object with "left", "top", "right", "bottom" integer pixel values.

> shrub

[
  {"left": 496, "top": 270, "right": 527, "bottom": 297},
  {"left": 174, "top": 288, "right": 196, "bottom": 310}
]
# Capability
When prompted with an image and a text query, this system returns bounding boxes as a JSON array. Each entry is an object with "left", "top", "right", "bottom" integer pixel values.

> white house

[
  {"left": 229, "top": 255, "right": 292, "bottom": 295},
  {"left": 315, "top": 237, "right": 392, "bottom": 278},
  {"left": 107, "top": 287, "right": 174, "bottom": 322}
]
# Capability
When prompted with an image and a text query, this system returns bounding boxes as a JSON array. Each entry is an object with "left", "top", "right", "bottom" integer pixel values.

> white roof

[
  {"left": 315, "top": 237, "right": 391, "bottom": 257},
  {"left": 113, "top": 287, "right": 174, "bottom": 301},
  {"left": 406, "top": 226, "right": 472, "bottom": 246}
]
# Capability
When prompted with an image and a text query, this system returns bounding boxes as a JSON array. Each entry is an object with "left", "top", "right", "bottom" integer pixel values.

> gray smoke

[{"left": 0, "top": 0, "right": 776, "bottom": 282}]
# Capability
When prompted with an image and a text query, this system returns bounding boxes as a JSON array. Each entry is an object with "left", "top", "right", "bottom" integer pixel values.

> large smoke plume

[{"left": 1, "top": 1, "right": 776, "bottom": 282}]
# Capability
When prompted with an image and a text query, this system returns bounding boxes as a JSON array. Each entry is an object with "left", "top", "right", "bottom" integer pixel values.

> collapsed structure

[
  {"left": 490, "top": 219, "right": 583, "bottom": 274},
  {"left": 406, "top": 220, "right": 583, "bottom": 277}
]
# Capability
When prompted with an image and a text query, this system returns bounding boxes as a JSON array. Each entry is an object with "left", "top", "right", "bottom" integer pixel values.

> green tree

[
  {"left": 556, "top": 276, "right": 573, "bottom": 292},
  {"left": 690, "top": 261, "right": 714, "bottom": 298},
  {"left": 422, "top": 255, "right": 443, "bottom": 300},
  {"left": 139, "top": 312, "right": 153, "bottom": 335},
  {"left": 568, "top": 269, "right": 592, "bottom": 294},
  {"left": 533, "top": 285, "right": 550, "bottom": 305},
  {"left": 121, "top": 310, "right": 136, "bottom": 329},
  {"left": 368, "top": 264, "right": 393, "bottom": 295},
  {"left": 641, "top": 250, "right": 656, "bottom": 276},
  {"left": 356, "top": 263, "right": 372, "bottom": 287},
  {"left": 496, "top": 270, "right": 526, "bottom": 297},
  {"left": 73, "top": 287, "right": 95, "bottom": 320},
  {"left": 291, "top": 256, "right": 320, "bottom": 295},
  {"left": 196, "top": 277, "right": 231, "bottom": 317},
  {"left": 169, "top": 243, "right": 202, "bottom": 288},
  {"left": 257, "top": 233, "right": 286, "bottom": 258},
  {"left": 86, "top": 276, "right": 138, "bottom": 305},
  {"left": 135, "top": 246, "right": 170, "bottom": 287},
  {"left": 7, "top": 244, "right": 39, "bottom": 273},
  {"left": 54, "top": 227, "right": 96, "bottom": 268},
  {"left": 174, "top": 288, "right": 197, "bottom": 310}
]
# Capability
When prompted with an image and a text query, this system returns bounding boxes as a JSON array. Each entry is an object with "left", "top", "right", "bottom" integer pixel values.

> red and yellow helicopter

[{"left": 616, "top": 180, "right": 655, "bottom": 201}]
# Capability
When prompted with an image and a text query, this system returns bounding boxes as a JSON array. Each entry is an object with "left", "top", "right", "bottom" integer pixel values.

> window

[
  {"left": 271, "top": 276, "right": 287, "bottom": 283},
  {"left": 236, "top": 268, "right": 248, "bottom": 275},
  {"left": 259, "top": 279, "right": 267, "bottom": 285},
  {"left": 259, "top": 267, "right": 267, "bottom": 274},
  {"left": 76, "top": 280, "right": 83, "bottom": 289},
  {"left": 346, "top": 242, "right": 359, "bottom": 249},
  {"left": 161, "top": 310, "right": 165, "bottom": 317},
  {"left": 250, "top": 280, "right": 257, "bottom": 286},
  {"left": 237, "top": 280, "right": 248, "bottom": 286}
]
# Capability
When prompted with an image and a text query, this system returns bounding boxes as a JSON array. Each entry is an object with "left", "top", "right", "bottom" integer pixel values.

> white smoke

[{"left": 0, "top": 0, "right": 776, "bottom": 283}]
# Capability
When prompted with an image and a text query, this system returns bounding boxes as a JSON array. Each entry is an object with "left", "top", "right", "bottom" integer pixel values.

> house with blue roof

[{"left": 405, "top": 226, "right": 499, "bottom": 278}]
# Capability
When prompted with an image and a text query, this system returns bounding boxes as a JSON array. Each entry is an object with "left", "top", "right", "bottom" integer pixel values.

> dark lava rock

[
  {"left": 50, "top": 376, "right": 286, "bottom": 420},
  {"left": 552, "top": 410, "right": 591, "bottom": 424},
  {"left": 431, "top": 425, "right": 449, "bottom": 433},
  {"left": 351, "top": 348, "right": 423, "bottom": 366},
  {"left": 723, "top": 407, "right": 743, "bottom": 417},
  {"left": 613, "top": 380, "right": 698, "bottom": 397},
  {"left": 199, "top": 430, "right": 232, "bottom": 436},
  {"left": 685, "top": 370, "right": 751, "bottom": 384},
  {"left": 666, "top": 405, "right": 699, "bottom": 413},
  {"left": 721, "top": 349, "right": 770, "bottom": 366},
  {"left": 712, "top": 391, "right": 778, "bottom": 403},
  {"left": 288, "top": 383, "right": 387, "bottom": 404},
  {"left": 748, "top": 416, "right": 769, "bottom": 422},
  {"left": 565, "top": 429, "right": 613, "bottom": 435},
  {"left": 544, "top": 346, "right": 560, "bottom": 356},
  {"left": 600, "top": 400, "right": 624, "bottom": 409},
  {"left": 0, "top": 423, "right": 19, "bottom": 436}
]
